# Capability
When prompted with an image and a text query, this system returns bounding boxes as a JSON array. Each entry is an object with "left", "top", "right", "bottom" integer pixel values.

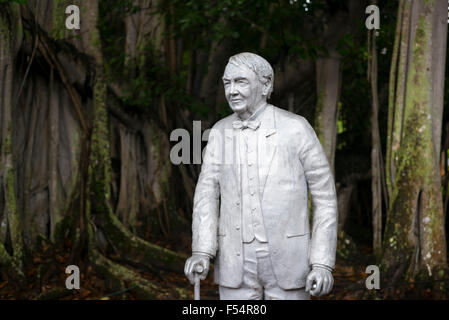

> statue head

[{"left": 222, "top": 52, "right": 274, "bottom": 117}]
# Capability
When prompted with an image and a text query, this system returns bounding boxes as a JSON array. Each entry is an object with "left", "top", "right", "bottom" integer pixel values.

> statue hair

[{"left": 228, "top": 52, "right": 274, "bottom": 99}]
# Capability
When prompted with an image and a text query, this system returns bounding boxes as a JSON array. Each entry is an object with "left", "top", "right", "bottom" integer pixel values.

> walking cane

[{"left": 193, "top": 264, "right": 204, "bottom": 300}]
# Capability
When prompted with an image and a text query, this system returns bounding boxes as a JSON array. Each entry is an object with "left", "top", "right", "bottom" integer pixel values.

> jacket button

[
  {"left": 235, "top": 202, "right": 240, "bottom": 206},
  {"left": 236, "top": 252, "right": 241, "bottom": 256},
  {"left": 236, "top": 225, "right": 240, "bottom": 230}
]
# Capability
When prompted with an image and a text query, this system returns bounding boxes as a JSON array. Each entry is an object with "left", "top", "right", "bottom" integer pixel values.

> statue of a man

[{"left": 185, "top": 52, "right": 338, "bottom": 300}]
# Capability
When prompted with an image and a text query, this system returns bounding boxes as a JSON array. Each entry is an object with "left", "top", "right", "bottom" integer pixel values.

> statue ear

[{"left": 262, "top": 78, "right": 271, "bottom": 97}]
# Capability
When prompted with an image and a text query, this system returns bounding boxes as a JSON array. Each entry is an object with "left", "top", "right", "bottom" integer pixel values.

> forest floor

[{"left": 0, "top": 235, "right": 441, "bottom": 300}]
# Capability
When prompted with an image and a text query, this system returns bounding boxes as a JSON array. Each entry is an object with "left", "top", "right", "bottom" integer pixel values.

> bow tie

[{"left": 232, "top": 119, "right": 261, "bottom": 130}]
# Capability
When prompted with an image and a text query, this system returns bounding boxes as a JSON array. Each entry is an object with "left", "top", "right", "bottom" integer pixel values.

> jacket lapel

[
  {"left": 225, "top": 115, "right": 242, "bottom": 197},
  {"left": 258, "top": 105, "right": 277, "bottom": 200}
]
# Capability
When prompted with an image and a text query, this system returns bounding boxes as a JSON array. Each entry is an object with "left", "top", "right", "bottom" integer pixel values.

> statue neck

[{"left": 237, "top": 101, "right": 267, "bottom": 121}]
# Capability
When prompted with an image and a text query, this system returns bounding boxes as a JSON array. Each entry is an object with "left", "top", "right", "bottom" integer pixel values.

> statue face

[{"left": 222, "top": 63, "right": 265, "bottom": 115}]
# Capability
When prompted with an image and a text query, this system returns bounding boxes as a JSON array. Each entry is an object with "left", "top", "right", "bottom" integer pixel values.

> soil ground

[{"left": 0, "top": 236, "right": 442, "bottom": 300}]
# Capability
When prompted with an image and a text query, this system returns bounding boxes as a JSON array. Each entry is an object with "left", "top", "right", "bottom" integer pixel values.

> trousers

[{"left": 219, "top": 239, "right": 310, "bottom": 300}]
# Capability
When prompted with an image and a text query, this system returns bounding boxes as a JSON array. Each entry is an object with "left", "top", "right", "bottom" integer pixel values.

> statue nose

[{"left": 229, "top": 83, "right": 237, "bottom": 94}]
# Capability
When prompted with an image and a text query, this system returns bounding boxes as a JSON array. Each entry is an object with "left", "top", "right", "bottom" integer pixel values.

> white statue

[{"left": 185, "top": 52, "right": 338, "bottom": 300}]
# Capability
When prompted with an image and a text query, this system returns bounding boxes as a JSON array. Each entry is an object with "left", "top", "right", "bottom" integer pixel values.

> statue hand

[
  {"left": 184, "top": 253, "right": 210, "bottom": 285},
  {"left": 305, "top": 267, "right": 334, "bottom": 297}
]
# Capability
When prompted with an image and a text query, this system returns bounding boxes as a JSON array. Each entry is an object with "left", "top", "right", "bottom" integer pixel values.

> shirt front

[{"left": 235, "top": 105, "right": 268, "bottom": 243}]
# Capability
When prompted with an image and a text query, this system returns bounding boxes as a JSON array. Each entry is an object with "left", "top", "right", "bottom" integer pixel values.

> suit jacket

[{"left": 192, "top": 104, "right": 338, "bottom": 289}]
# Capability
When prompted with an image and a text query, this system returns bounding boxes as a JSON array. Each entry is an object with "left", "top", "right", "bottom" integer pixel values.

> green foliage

[
  {"left": 167, "top": 0, "right": 328, "bottom": 60},
  {"left": 98, "top": 0, "right": 126, "bottom": 77},
  {"left": 94, "top": 0, "right": 378, "bottom": 121},
  {"left": 0, "top": 0, "right": 28, "bottom": 3},
  {"left": 93, "top": 0, "right": 400, "bottom": 154}
]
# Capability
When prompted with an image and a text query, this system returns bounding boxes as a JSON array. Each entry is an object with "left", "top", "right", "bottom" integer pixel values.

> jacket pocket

[
  {"left": 285, "top": 221, "right": 309, "bottom": 237},
  {"left": 286, "top": 231, "right": 309, "bottom": 238},
  {"left": 285, "top": 209, "right": 310, "bottom": 237}
]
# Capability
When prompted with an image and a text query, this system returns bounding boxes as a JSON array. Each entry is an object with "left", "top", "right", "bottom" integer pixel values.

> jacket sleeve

[
  {"left": 297, "top": 117, "right": 338, "bottom": 270},
  {"left": 191, "top": 127, "right": 221, "bottom": 257}
]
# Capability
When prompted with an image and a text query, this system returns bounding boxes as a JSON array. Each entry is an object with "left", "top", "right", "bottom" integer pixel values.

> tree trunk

[
  {"left": 0, "top": 2, "right": 25, "bottom": 278},
  {"left": 314, "top": 54, "right": 341, "bottom": 174},
  {"left": 386, "top": 0, "right": 410, "bottom": 199},
  {"left": 430, "top": 0, "right": 448, "bottom": 166},
  {"left": 382, "top": 0, "right": 448, "bottom": 291},
  {"left": 368, "top": 23, "right": 384, "bottom": 256}
]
